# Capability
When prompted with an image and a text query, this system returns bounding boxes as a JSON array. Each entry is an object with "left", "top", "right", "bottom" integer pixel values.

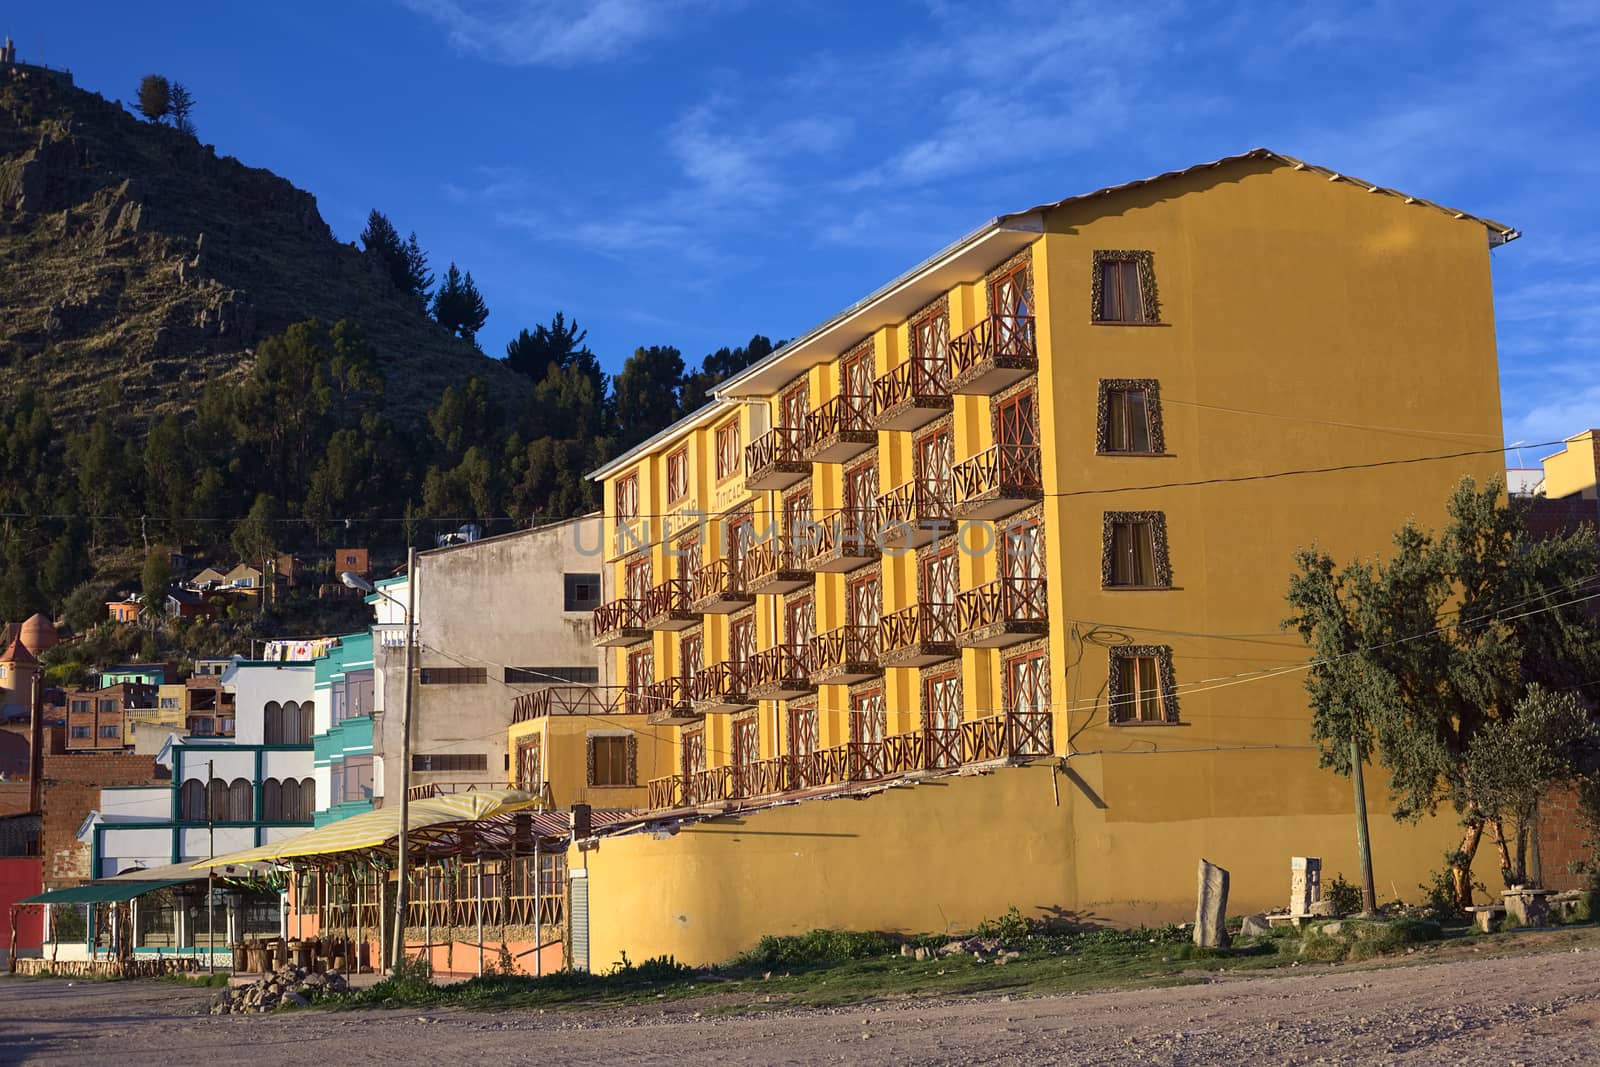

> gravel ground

[{"left": 3, "top": 936, "right": 1600, "bottom": 1066}]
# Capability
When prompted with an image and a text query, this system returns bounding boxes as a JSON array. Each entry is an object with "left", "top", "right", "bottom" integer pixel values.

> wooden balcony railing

[
  {"left": 746, "top": 644, "right": 814, "bottom": 699},
  {"left": 872, "top": 355, "right": 951, "bottom": 430},
  {"left": 592, "top": 597, "right": 649, "bottom": 646},
  {"left": 792, "top": 743, "right": 855, "bottom": 790},
  {"left": 744, "top": 531, "right": 813, "bottom": 594},
  {"left": 878, "top": 602, "right": 960, "bottom": 666},
  {"left": 876, "top": 478, "right": 955, "bottom": 548},
  {"left": 689, "top": 557, "right": 753, "bottom": 614},
  {"left": 689, "top": 660, "right": 754, "bottom": 711},
  {"left": 809, "top": 623, "right": 881, "bottom": 684},
  {"left": 642, "top": 577, "right": 698, "bottom": 629},
  {"left": 962, "top": 710, "right": 1053, "bottom": 762},
  {"left": 802, "top": 507, "right": 879, "bottom": 572},
  {"left": 647, "top": 773, "right": 686, "bottom": 810},
  {"left": 644, "top": 675, "right": 699, "bottom": 725},
  {"left": 948, "top": 313, "right": 1036, "bottom": 393},
  {"left": 925, "top": 725, "right": 963, "bottom": 770},
  {"left": 950, "top": 444, "right": 1043, "bottom": 520},
  {"left": 512, "top": 684, "right": 633, "bottom": 723},
  {"left": 737, "top": 754, "right": 794, "bottom": 798},
  {"left": 689, "top": 765, "right": 737, "bottom": 804},
  {"left": 805, "top": 394, "right": 876, "bottom": 462},
  {"left": 956, "top": 577, "right": 1048, "bottom": 648},
  {"left": 745, "top": 425, "right": 810, "bottom": 489},
  {"left": 408, "top": 780, "right": 519, "bottom": 801}
]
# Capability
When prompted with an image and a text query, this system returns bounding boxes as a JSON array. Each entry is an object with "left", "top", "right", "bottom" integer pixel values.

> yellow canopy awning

[{"left": 190, "top": 789, "right": 545, "bottom": 869}]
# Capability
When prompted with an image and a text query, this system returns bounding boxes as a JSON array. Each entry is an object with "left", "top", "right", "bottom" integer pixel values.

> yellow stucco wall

[
  {"left": 584, "top": 155, "right": 1510, "bottom": 961},
  {"left": 507, "top": 713, "right": 680, "bottom": 810},
  {"left": 582, "top": 760, "right": 1463, "bottom": 967},
  {"left": 1541, "top": 430, "right": 1598, "bottom": 500}
]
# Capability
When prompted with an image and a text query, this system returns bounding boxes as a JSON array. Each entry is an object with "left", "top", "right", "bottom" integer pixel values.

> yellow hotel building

[{"left": 575, "top": 149, "right": 1517, "bottom": 967}]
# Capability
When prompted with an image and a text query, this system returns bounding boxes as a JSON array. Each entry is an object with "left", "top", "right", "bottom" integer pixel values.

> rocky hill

[{"left": 0, "top": 62, "right": 528, "bottom": 425}]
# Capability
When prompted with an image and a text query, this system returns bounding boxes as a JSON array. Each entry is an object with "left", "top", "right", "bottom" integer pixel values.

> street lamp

[{"left": 341, "top": 553, "right": 416, "bottom": 974}]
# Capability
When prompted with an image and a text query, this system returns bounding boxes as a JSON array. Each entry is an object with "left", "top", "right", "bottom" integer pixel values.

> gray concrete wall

[{"left": 372, "top": 515, "right": 608, "bottom": 802}]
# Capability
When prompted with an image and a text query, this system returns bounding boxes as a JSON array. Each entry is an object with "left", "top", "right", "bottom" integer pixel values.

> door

[
  {"left": 923, "top": 671, "right": 962, "bottom": 768},
  {"left": 789, "top": 706, "right": 820, "bottom": 785},
  {"left": 733, "top": 715, "right": 760, "bottom": 794},
  {"left": 787, "top": 596, "right": 816, "bottom": 676},
  {"left": 625, "top": 558, "right": 652, "bottom": 603},
  {"left": 781, "top": 382, "right": 809, "bottom": 430},
  {"left": 851, "top": 688, "right": 887, "bottom": 778},
  {"left": 848, "top": 573, "right": 881, "bottom": 660},
  {"left": 917, "top": 427, "right": 954, "bottom": 504},
  {"left": 912, "top": 308, "right": 949, "bottom": 388},
  {"left": 842, "top": 349, "right": 874, "bottom": 426},
  {"left": 681, "top": 728, "right": 706, "bottom": 778},
  {"left": 677, "top": 534, "right": 701, "bottom": 585},
  {"left": 1003, "top": 520, "right": 1044, "bottom": 620},
  {"left": 730, "top": 616, "right": 757, "bottom": 670},
  {"left": 991, "top": 262, "right": 1032, "bottom": 351},
  {"left": 922, "top": 546, "right": 959, "bottom": 640}
]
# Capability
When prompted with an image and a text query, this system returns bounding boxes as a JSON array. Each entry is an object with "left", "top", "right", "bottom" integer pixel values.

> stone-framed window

[
  {"left": 1102, "top": 510, "right": 1173, "bottom": 588},
  {"left": 1092, "top": 250, "right": 1161, "bottom": 324},
  {"left": 1107, "top": 645, "right": 1178, "bottom": 724},
  {"left": 586, "top": 731, "right": 638, "bottom": 787},
  {"left": 1096, "top": 379, "right": 1165, "bottom": 454}
]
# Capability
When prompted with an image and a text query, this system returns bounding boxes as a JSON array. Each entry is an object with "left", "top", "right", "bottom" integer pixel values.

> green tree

[
  {"left": 402, "top": 232, "right": 433, "bottom": 308},
  {"left": 141, "top": 548, "right": 173, "bottom": 621},
  {"left": 680, "top": 334, "right": 775, "bottom": 413},
  {"left": 136, "top": 74, "right": 171, "bottom": 123},
  {"left": 62, "top": 581, "right": 113, "bottom": 635},
  {"left": 232, "top": 493, "right": 281, "bottom": 568},
  {"left": 612, "top": 344, "right": 684, "bottom": 447},
  {"left": 428, "top": 376, "right": 498, "bottom": 458},
  {"left": 39, "top": 527, "right": 89, "bottom": 609},
  {"left": 169, "top": 82, "right": 195, "bottom": 135},
  {"left": 1286, "top": 477, "right": 1600, "bottom": 907},
  {"left": 1466, "top": 685, "right": 1599, "bottom": 886},
  {"left": 431, "top": 263, "right": 489, "bottom": 344}
]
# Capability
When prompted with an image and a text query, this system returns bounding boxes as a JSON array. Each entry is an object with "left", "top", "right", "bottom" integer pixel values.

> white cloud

[{"left": 399, "top": 0, "right": 712, "bottom": 66}]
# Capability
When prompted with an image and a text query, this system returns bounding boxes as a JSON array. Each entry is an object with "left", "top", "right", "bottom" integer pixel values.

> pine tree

[
  {"left": 169, "top": 82, "right": 196, "bottom": 135},
  {"left": 431, "top": 263, "right": 490, "bottom": 344},
  {"left": 403, "top": 232, "right": 433, "bottom": 308}
]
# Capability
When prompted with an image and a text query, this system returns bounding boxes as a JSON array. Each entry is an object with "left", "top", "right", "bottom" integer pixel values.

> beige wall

[{"left": 376, "top": 515, "right": 610, "bottom": 800}]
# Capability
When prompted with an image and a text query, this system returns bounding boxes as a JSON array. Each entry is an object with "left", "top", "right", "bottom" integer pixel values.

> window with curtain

[
  {"left": 180, "top": 779, "right": 206, "bottom": 822},
  {"left": 1097, "top": 258, "right": 1145, "bottom": 322},
  {"left": 262, "top": 778, "right": 283, "bottom": 821},
  {"left": 1104, "top": 385, "right": 1155, "bottom": 453},
  {"left": 588, "top": 735, "right": 636, "bottom": 787},
  {"left": 1110, "top": 651, "right": 1172, "bottom": 724},
  {"left": 228, "top": 778, "right": 252, "bottom": 821},
  {"left": 1108, "top": 516, "right": 1167, "bottom": 587}
]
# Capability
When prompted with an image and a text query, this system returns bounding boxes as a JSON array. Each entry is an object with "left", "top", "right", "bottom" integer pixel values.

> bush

[
  {"left": 609, "top": 952, "right": 694, "bottom": 981},
  {"left": 975, "top": 906, "right": 1032, "bottom": 943},
  {"left": 737, "top": 930, "right": 896, "bottom": 969},
  {"left": 1326, "top": 873, "right": 1363, "bottom": 916}
]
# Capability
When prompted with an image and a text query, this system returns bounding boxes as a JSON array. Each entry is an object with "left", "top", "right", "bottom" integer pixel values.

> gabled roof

[
  {"left": 997, "top": 148, "right": 1519, "bottom": 244},
  {"left": 0, "top": 636, "right": 37, "bottom": 665}
]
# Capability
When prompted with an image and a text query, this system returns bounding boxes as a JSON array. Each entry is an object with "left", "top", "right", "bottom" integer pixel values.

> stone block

[
  {"left": 1239, "top": 913, "right": 1271, "bottom": 938},
  {"left": 1194, "top": 858, "right": 1231, "bottom": 948}
]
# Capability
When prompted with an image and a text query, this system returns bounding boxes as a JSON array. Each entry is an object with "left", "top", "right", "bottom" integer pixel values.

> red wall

[{"left": 0, "top": 857, "right": 44, "bottom": 957}]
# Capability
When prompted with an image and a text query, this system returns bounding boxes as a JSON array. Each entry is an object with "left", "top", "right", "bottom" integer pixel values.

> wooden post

[
  {"left": 377, "top": 869, "right": 387, "bottom": 973},
  {"left": 424, "top": 863, "right": 432, "bottom": 973},
  {"left": 355, "top": 868, "right": 363, "bottom": 974},
  {"left": 533, "top": 838, "right": 542, "bottom": 978},
  {"left": 476, "top": 861, "right": 485, "bottom": 978}
]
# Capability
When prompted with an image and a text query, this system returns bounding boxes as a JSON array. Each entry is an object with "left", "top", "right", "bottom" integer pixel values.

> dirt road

[{"left": 4, "top": 939, "right": 1600, "bottom": 1065}]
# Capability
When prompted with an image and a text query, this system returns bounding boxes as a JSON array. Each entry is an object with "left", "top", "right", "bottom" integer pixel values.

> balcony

[
  {"left": 872, "top": 356, "right": 951, "bottom": 431},
  {"left": 592, "top": 598, "right": 649, "bottom": 647},
  {"left": 801, "top": 507, "right": 879, "bottom": 573},
  {"left": 746, "top": 644, "right": 814, "bottom": 700},
  {"left": 689, "top": 558, "right": 754, "bottom": 615},
  {"left": 644, "top": 676, "right": 700, "bottom": 726},
  {"left": 690, "top": 660, "right": 755, "bottom": 713},
  {"left": 875, "top": 479, "right": 955, "bottom": 550},
  {"left": 949, "top": 314, "right": 1036, "bottom": 395},
  {"left": 736, "top": 754, "right": 794, "bottom": 798},
  {"left": 949, "top": 444, "right": 1044, "bottom": 522},
  {"left": 744, "top": 535, "right": 813, "bottom": 595},
  {"left": 745, "top": 425, "right": 810, "bottom": 490},
  {"left": 961, "top": 710, "right": 1054, "bottom": 762},
  {"left": 808, "top": 624, "right": 881, "bottom": 685},
  {"left": 648, "top": 765, "right": 739, "bottom": 809},
  {"left": 877, "top": 603, "right": 959, "bottom": 667},
  {"left": 511, "top": 684, "right": 632, "bottom": 723},
  {"left": 956, "top": 577, "right": 1048, "bottom": 648},
  {"left": 642, "top": 578, "right": 699, "bottom": 631},
  {"left": 804, "top": 395, "right": 876, "bottom": 463}
]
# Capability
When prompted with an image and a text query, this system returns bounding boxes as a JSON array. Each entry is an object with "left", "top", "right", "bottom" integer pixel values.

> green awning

[{"left": 18, "top": 879, "right": 189, "bottom": 905}]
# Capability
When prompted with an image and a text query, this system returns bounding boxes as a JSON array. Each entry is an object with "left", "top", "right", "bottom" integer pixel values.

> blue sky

[{"left": 13, "top": 1, "right": 1598, "bottom": 453}]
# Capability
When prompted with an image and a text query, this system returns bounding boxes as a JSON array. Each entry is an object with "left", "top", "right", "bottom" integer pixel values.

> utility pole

[
  {"left": 207, "top": 758, "right": 216, "bottom": 974},
  {"left": 1351, "top": 734, "right": 1377, "bottom": 915},
  {"left": 391, "top": 547, "right": 417, "bottom": 971}
]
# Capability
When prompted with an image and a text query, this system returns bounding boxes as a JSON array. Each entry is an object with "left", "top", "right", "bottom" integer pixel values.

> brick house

[{"left": 64, "top": 683, "right": 154, "bottom": 752}]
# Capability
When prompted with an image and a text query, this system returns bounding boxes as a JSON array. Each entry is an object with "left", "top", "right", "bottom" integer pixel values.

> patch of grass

[
  {"left": 734, "top": 930, "right": 897, "bottom": 969},
  {"left": 160, "top": 971, "right": 231, "bottom": 988}
]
